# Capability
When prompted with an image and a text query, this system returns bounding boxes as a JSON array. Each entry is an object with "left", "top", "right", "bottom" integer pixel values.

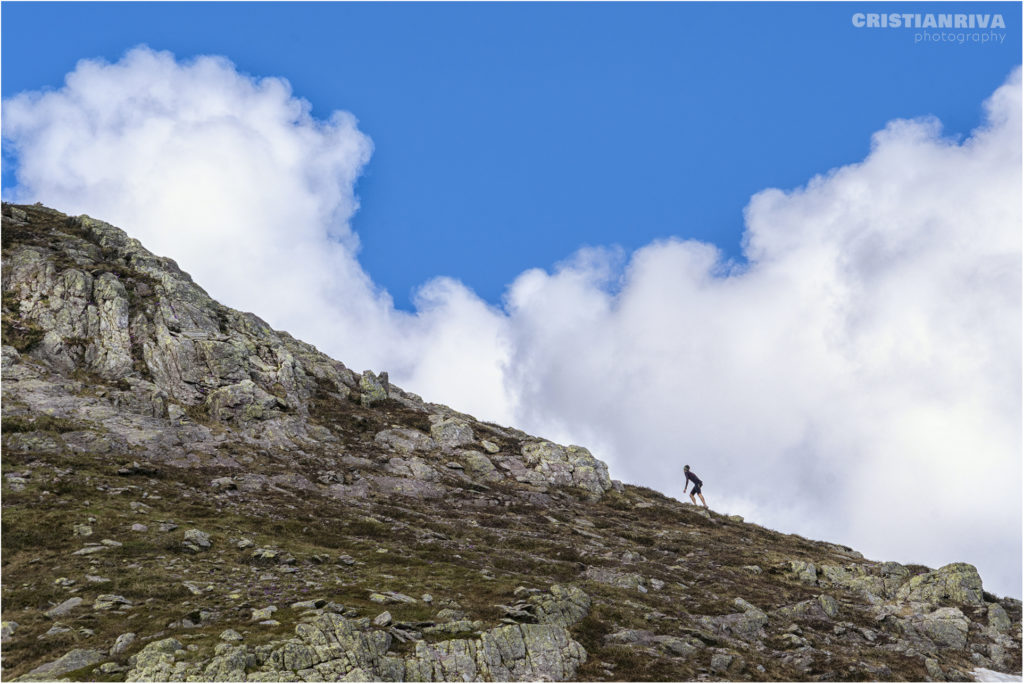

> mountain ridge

[{"left": 1, "top": 202, "right": 1020, "bottom": 682}]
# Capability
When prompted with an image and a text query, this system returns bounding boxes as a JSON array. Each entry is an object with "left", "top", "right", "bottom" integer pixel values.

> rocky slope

[{"left": 1, "top": 202, "right": 1021, "bottom": 682}]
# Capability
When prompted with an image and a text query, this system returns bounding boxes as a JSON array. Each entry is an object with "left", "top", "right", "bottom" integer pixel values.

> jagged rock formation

[{"left": 1, "top": 202, "right": 1021, "bottom": 682}]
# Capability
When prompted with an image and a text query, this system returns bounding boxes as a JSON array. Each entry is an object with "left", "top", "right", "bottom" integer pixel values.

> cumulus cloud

[{"left": 3, "top": 48, "right": 1019, "bottom": 597}]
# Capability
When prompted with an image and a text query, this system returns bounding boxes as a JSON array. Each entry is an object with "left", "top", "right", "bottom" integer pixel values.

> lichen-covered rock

[
  {"left": 430, "top": 417, "right": 475, "bottom": 449},
  {"left": 529, "top": 584, "right": 592, "bottom": 628},
  {"left": 896, "top": 563, "right": 986, "bottom": 608},
  {"left": 125, "top": 637, "right": 185, "bottom": 682},
  {"left": 460, "top": 450, "right": 503, "bottom": 483},
  {"left": 359, "top": 371, "right": 388, "bottom": 407},
  {"left": 1, "top": 620, "right": 18, "bottom": 643},
  {"left": 987, "top": 603, "right": 1013, "bottom": 635},
  {"left": 913, "top": 607, "right": 971, "bottom": 650},
  {"left": 789, "top": 560, "right": 818, "bottom": 584}
]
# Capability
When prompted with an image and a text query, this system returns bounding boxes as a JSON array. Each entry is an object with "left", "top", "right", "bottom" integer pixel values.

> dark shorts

[{"left": 691, "top": 483, "right": 702, "bottom": 496}]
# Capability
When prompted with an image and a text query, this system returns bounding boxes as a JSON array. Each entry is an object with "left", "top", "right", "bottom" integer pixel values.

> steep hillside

[{"left": 1, "top": 202, "right": 1020, "bottom": 682}]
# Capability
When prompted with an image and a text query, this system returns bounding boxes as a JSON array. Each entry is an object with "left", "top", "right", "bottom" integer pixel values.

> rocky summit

[{"left": 1, "top": 202, "right": 1020, "bottom": 683}]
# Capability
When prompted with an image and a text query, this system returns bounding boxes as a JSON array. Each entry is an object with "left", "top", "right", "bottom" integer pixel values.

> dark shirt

[{"left": 685, "top": 470, "right": 702, "bottom": 488}]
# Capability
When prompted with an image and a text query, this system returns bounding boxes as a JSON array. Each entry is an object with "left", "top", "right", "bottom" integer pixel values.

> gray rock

[
  {"left": 583, "top": 566, "right": 646, "bottom": 591},
  {"left": 373, "top": 611, "right": 393, "bottom": 627},
  {"left": 374, "top": 427, "right": 434, "bottom": 454},
  {"left": 19, "top": 648, "right": 107, "bottom": 681},
  {"left": 710, "top": 652, "right": 734, "bottom": 673},
  {"left": 359, "top": 371, "right": 388, "bottom": 407},
  {"left": 183, "top": 528, "right": 212, "bottom": 551},
  {"left": 430, "top": 417, "right": 476, "bottom": 448},
  {"left": 925, "top": 657, "right": 946, "bottom": 681},
  {"left": 110, "top": 632, "right": 137, "bottom": 657},
  {"left": 914, "top": 607, "right": 970, "bottom": 650},
  {"left": 252, "top": 605, "right": 278, "bottom": 621},
  {"left": 789, "top": 560, "right": 818, "bottom": 584},
  {"left": 44, "top": 596, "right": 83, "bottom": 618},
  {"left": 987, "top": 603, "right": 1013, "bottom": 634},
  {"left": 1, "top": 620, "right": 18, "bottom": 643},
  {"left": 460, "top": 450, "right": 503, "bottom": 483},
  {"left": 220, "top": 629, "right": 244, "bottom": 642},
  {"left": 93, "top": 594, "right": 132, "bottom": 610}
]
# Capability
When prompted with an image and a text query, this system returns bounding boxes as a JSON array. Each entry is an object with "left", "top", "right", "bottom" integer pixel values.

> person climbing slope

[{"left": 683, "top": 465, "right": 708, "bottom": 508}]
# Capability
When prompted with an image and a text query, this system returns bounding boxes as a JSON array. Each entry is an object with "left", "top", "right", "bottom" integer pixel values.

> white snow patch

[{"left": 973, "top": 667, "right": 1022, "bottom": 682}]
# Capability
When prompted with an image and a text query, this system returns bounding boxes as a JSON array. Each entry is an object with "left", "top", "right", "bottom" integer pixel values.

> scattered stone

[
  {"left": 41, "top": 624, "right": 72, "bottom": 638},
  {"left": 220, "top": 629, "right": 244, "bottom": 642},
  {"left": 101, "top": 538, "right": 123, "bottom": 547},
  {"left": 649, "top": 578, "right": 665, "bottom": 591},
  {"left": 237, "top": 538, "right": 255, "bottom": 549},
  {"left": 183, "top": 528, "right": 212, "bottom": 551},
  {"left": 481, "top": 440, "right": 501, "bottom": 454},
  {"left": 73, "top": 523, "right": 93, "bottom": 537},
  {"left": 252, "top": 548, "right": 280, "bottom": 562},
  {"left": 94, "top": 594, "right": 133, "bottom": 610},
  {"left": 710, "top": 652, "right": 734, "bottom": 673},
  {"left": 97, "top": 662, "right": 127, "bottom": 674},
  {"left": 86, "top": 574, "right": 111, "bottom": 584},
  {"left": 45, "top": 596, "right": 84, "bottom": 618},
  {"left": 1, "top": 621, "right": 18, "bottom": 642},
  {"left": 252, "top": 605, "right": 278, "bottom": 621},
  {"left": 110, "top": 632, "right": 136, "bottom": 657},
  {"left": 158, "top": 522, "right": 179, "bottom": 532},
  {"left": 422, "top": 594, "right": 433, "bottom": 603},
  {"left": 373, "top": 611, "right": 392, "bottom": 627},
  {"left": 259, "top": 619, "right": 281, "bottom": 626},
  {"left": 728, "top": 514, "right": 744, "bottom": 523},
  {"left": 131, "top": 523, "right": 148, "bottom": 532},
  {"left": 337, "top": 554, "right": 356, "bottom": 565},
  {"left": 72, "top": 545, "right": 108, "bottom": 556}
]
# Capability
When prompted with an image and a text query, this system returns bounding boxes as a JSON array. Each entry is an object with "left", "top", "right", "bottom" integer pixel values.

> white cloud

[{"left": 3, "top": 48, "right": 1020, "bottom": 598}]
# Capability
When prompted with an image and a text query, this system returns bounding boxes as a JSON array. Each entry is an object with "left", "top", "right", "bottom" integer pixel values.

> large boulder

[
  {"left": 896, "top": 563, "right": 985, "bottom": 608},
  {"left": 913, "top": 607, "right": 970, "bottom": 651}
]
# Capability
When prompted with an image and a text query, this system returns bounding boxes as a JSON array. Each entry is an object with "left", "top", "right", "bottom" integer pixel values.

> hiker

[{"left": 683, "top": 465, "right": 707, "bottom": 508}]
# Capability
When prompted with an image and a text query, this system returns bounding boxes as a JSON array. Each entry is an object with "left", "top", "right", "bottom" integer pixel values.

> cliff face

[{"left": 1, "top": 202, "right": 1020, "bottom": 682}]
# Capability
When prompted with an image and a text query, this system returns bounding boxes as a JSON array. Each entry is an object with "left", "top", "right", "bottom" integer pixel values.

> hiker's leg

[
  {"left": 689, "top": 493, "right": 696, "bottom": 504},
  {"left": 698, "top": 493, "right": 707, "bottom": 508}
]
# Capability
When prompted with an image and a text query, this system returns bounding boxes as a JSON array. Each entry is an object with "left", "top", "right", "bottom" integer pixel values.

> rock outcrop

[{"left": 2, "top": 203, "right": 1021, "bottom": 683}]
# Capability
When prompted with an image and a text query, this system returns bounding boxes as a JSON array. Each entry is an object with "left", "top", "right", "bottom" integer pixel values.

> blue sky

[
  {"left": 2, "top": 1, "right": 1020, "bottom": 308},
  {"left": 1, "top": 3, "right": 1021, "bottom": 598}
]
